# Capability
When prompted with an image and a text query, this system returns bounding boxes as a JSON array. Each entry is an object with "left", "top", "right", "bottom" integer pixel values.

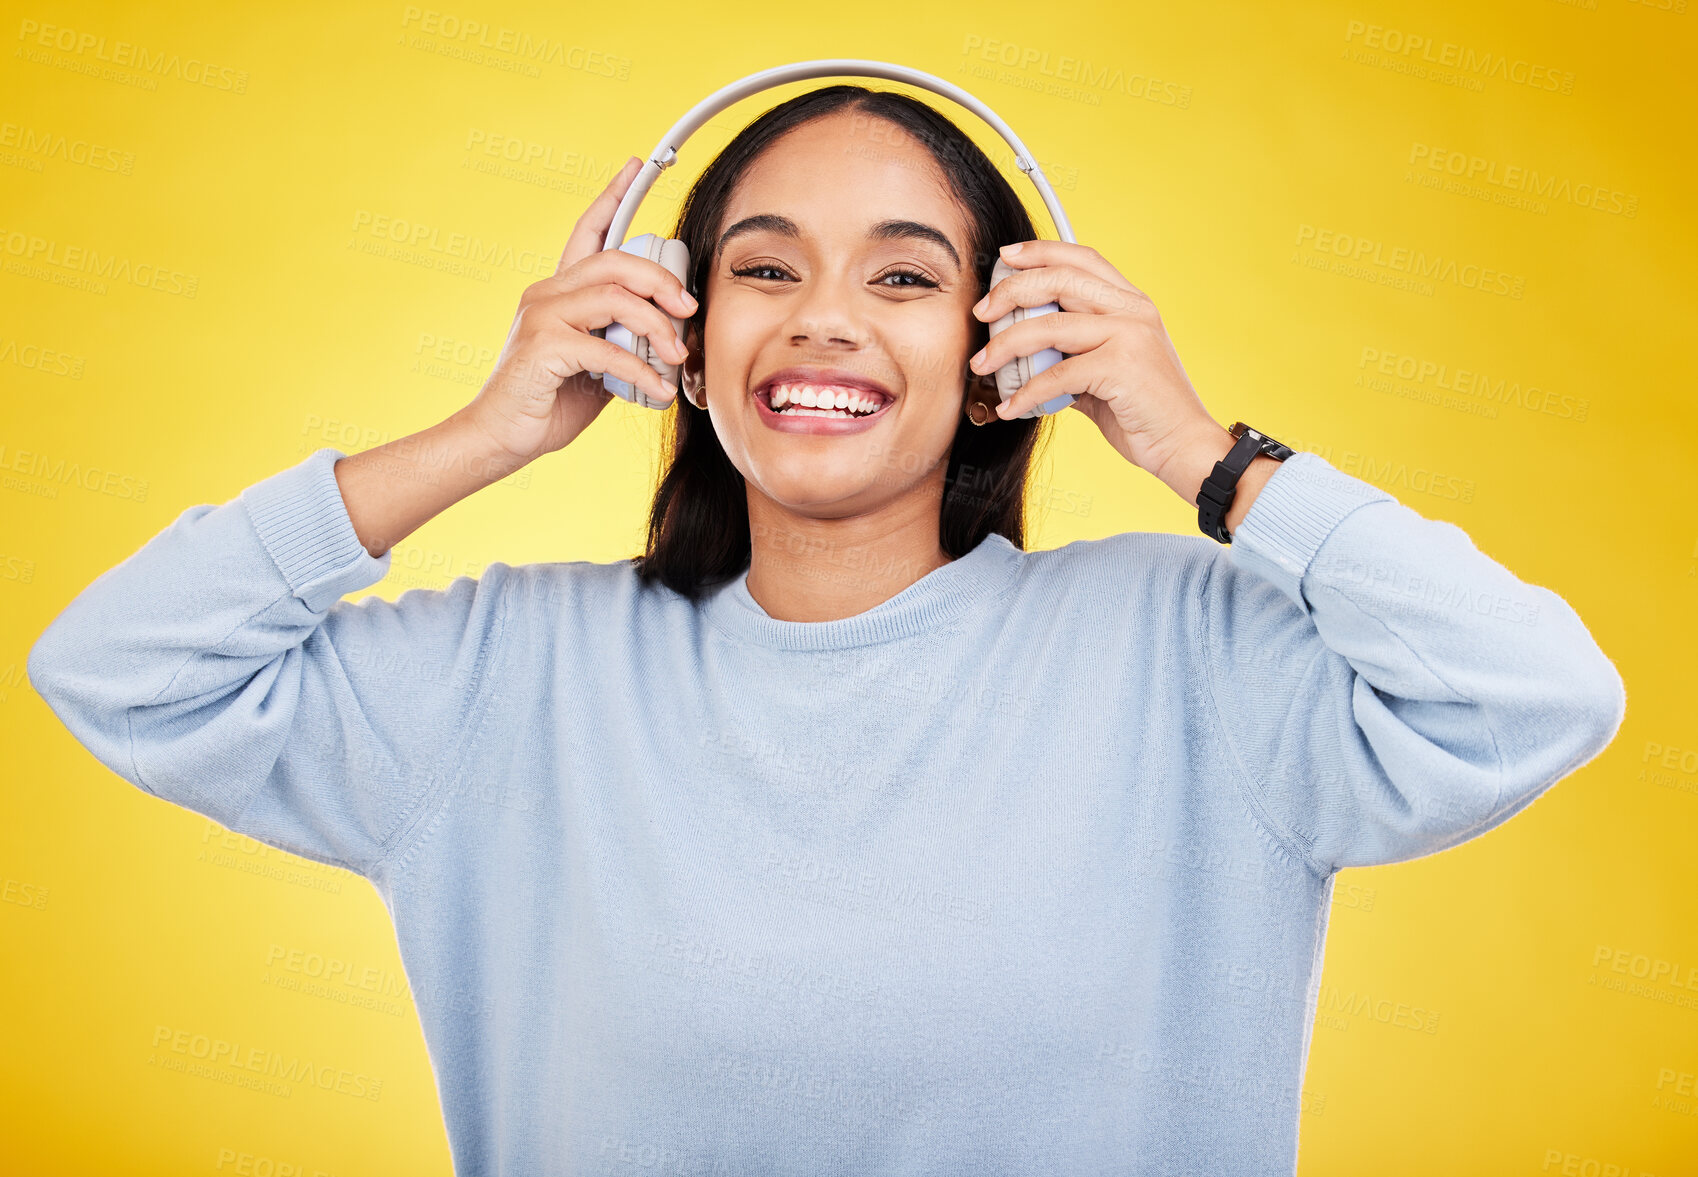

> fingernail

[
  {"left": 969, "top": 349, "right": 986, "bottom": 370},
  {"left": 996, "top": 399, "right": 1014, "bottom": 417},
  {"left": 681, "top": 291, "right": 698, "bottom": 310},
  {"left": 972, "top": 297, "right": 988, "bottom": 316},
  {"left": 1000, "top": 242, "right": 1023, "bottom": 257}
]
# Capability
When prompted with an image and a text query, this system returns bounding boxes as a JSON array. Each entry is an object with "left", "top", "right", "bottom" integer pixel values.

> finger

[
  {"left": 992, "top": 352, "right": 1101, "bottom": 420},
  {"left": 556, "top": 156, "right": 644, "bottom": 278},
  {"left": 969, "top": 310, "right": 1117, "bottom": 379},
  {"left": 974, "top": 263, "right": 1144, "bottom": 323},
  {"left": 545, "top": 282, "right": 689, "bottom": 364},
  {"left": 994, "top": 239, "right": 1134, "bottom": 290},
  {"left": 559, "top": 247, "right": 698, "bottom": 321},
  {"left": 574, "top": 332, "right": 679, "bottom": 405}
]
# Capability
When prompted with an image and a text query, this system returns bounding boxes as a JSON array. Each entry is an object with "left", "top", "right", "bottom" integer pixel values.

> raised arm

[
  {"left": 1196, "top": 450, "right": 1626, "bottom": 876},
  {"left": 965, "top": 237, "right": 1624, "bottom": 876},
  {"left": 26, "top": 436, "right": 516, "bottom": 878},
  {"left": 28, "top": 157, "right": 701, "bottom": 879}
]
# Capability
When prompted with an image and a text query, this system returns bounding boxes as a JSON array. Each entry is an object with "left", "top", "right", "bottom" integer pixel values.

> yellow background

[{"left": 3, "top": 0, "right": 1695, "bottom": 1172}]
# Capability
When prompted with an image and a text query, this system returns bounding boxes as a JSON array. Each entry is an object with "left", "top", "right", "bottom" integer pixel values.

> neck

[{"left": 743, "top": 484, "right": 953, "bottom": 623}]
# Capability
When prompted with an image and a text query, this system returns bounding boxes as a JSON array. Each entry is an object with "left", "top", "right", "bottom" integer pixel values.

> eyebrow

[{"left": 716, "top": 214, "right": 962, "bottom": 272}]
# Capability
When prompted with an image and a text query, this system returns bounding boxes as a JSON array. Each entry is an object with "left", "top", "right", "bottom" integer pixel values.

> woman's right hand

[{"left": 465, "top": 155, "right": 699, "bottom": 464}]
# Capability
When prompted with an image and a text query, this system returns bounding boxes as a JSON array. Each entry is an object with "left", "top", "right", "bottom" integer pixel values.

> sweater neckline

[{"left": 700, "top": 531, "right": 1023, "bottom": 651}]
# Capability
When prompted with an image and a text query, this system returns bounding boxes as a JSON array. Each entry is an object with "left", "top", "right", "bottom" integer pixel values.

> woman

[{"left": 30, "top": 86, "right": 1624, "bottom": 1174}]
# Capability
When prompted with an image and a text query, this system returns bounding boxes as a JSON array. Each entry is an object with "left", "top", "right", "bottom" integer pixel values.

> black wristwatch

[{"left": 1196, "top": 421, "right": 1294, "bottom": 544}]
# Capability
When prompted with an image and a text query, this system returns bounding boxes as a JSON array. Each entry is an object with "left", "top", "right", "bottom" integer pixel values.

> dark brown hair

[{"left": 632, "top": 85, "right": 1054, "bottom": 599}]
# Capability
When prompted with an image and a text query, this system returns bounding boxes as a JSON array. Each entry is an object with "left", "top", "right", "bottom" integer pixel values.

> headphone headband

[{"left": 601, "top": 58, "right": 1076, "bottom": 252}]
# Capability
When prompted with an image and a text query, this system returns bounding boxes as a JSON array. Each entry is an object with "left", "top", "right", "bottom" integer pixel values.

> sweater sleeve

[
  {"left": 26, "top": 446, "right": 511, "bottom": 880},
  {"left": 1199, "top": 450, "right": 1626, "bottom": 877}
]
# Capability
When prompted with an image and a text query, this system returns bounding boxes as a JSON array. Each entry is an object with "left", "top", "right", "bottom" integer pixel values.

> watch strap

[{"left": 1196, "top": 423, "right": 1292, "bottom": 544}]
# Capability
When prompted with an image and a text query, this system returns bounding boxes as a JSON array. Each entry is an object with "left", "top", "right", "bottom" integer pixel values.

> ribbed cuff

[
  {"left": 1227, "top": 450, "right": 1395, "bottom": 611},
  {"left": 240, "top": 447, "right": 392, "bottom": 613}
]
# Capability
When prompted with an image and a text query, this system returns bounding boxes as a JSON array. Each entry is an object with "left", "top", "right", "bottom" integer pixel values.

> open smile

[{"left": 751, "top": 368, "right": 895, "bottom": 436}]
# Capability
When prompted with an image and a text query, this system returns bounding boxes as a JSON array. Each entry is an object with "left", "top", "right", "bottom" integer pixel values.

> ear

[
  {"left": 963, "top": 369, "right": 1002, "bottom": 424},
  {"left": 965, "top": 368, "right": 1000, "bottom": 405},
  {"left": 680, "top": 320, "right": 705, "bottom": 405}
]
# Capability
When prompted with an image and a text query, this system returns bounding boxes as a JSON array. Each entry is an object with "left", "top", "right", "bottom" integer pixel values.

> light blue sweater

[{"left": 29, "top": 444, "right": 1625, "bottom": 1175}]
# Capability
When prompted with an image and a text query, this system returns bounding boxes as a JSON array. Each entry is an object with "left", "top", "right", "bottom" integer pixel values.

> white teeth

[{"left": 764, "top": 382, "right": 887, "bottom": 416}]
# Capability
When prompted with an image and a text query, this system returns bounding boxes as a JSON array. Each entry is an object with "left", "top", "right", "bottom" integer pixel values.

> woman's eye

[
  {"left": 728, "top": 265, "right": 939, "bottom": 289},
  {"left": 876, "top": 269, "right": 939, "bottom": 289},
  {"left": 730, "top": 264, "right": 793, "bottom": 281}
]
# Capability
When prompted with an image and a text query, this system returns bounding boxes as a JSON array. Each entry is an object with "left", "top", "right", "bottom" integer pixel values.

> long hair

[{"left": 631, "top": 85, "right": 1054, "bottom": 599}]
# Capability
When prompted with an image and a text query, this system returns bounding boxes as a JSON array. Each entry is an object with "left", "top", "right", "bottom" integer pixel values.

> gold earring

[{"left": 965, "top": 382, "right": 1001, "bottom": 426}]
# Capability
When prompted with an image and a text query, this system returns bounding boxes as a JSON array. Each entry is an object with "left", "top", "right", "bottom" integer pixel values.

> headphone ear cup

[
  {"left": 985, "top": 257, "right": 1075, "bottom": 418},
  {"left": 598, "top": 233, "right": 693, "bottom": 410},
  {"left": 654, "top": 237, "right": 709, "bottom": 411}
]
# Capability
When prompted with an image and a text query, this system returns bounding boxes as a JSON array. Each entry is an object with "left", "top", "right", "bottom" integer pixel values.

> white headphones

[{"left": 592, "top": 58, "right": 1078, "bottom": 419}]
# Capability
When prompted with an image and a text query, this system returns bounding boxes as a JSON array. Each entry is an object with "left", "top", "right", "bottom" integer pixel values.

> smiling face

[{"left": 682, "top": 110, "right": 992, "bottom": 522}]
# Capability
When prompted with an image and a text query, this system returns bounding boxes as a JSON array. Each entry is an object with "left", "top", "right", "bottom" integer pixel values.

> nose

[{"left": 782, "top": 271, "right": 868, "bottom": 350}]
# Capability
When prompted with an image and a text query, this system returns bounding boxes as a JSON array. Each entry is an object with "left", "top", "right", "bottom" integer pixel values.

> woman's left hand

[{"left": 967, "top": 239, "right": 1223, "bottom": 493}]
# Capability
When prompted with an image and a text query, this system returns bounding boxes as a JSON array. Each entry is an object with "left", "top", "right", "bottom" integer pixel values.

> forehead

[{"left": 719, "top": 111, "right": 971, "bottom": 248}]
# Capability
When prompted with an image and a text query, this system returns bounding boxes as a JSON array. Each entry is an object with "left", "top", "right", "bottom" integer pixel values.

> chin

[
  {"left": 754, "top": 474, "right": 885, "bottom": 517},
  {"left": 732, "top": 420, "right": 953, "bottom": 516}
]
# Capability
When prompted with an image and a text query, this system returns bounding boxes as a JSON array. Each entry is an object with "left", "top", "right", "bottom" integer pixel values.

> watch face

[{"left": 1231, "top": 421, "right": 1291, "bottom": 458}]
